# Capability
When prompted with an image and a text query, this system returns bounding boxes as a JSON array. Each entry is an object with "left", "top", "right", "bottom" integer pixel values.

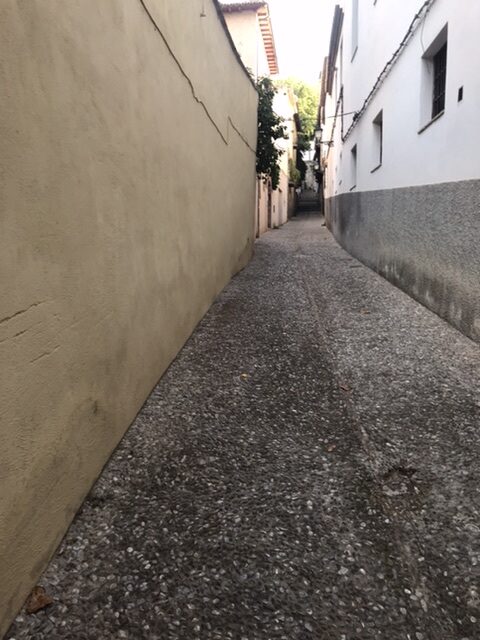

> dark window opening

[
  {"left": 432, "top": 43, "right": 447, "bottom": 118},
  {"left": 350, "top": 144, "right": 357, "bottom": 190},
  {"left": 458, "top": 86, "right": 464, "bottom": 102},
  {"left": 373, "top": 110, "right": 383, "bottom": 166}
]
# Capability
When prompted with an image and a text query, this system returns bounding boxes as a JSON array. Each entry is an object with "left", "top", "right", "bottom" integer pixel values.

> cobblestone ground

[{"left": 7, "top": 214, "right": 480, "bottom": 640}]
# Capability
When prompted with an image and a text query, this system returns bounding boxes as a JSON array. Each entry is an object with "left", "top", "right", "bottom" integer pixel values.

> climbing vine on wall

[
  {"left": 256, "top": 78, "right": 287, "bottom": 190},
  {"left": 289, "top": 158, "right": 301, "bottom": 187}
]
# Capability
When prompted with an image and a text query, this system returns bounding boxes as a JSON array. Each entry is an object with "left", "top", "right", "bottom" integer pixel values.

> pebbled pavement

[{"left": 7, "top": 214, "right": 480, "bottom": 640}]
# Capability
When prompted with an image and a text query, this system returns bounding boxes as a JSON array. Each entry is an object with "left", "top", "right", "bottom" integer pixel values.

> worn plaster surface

[
  {"left": 0, "top": 1, "right": 257, "bottom": 631},
  {"left": 8, "top": 214, "right": 480, "bottom": 639},
  {"left": 326, "top": 179, "right": 480, "bottom": 343}
]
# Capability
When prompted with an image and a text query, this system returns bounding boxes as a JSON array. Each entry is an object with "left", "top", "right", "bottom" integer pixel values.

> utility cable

[
  {"left": 323, "top": 88, "right": 343, "bottom": 151},
  {"left": 343, "top": 0, "right": 438, "bottom": 141}
]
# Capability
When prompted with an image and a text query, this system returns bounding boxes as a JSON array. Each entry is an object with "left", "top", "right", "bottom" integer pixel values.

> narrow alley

[{"left": 8, "top": 213, "right": 480, "bottom": 640}]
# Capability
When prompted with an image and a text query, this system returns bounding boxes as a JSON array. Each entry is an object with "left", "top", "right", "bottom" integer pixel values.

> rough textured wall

[
  {"left": 326, "top": 179, "right": 480, "bottom": 342},
  {"left": 0, "top": 0, "right": 257, "bottom": 633}
]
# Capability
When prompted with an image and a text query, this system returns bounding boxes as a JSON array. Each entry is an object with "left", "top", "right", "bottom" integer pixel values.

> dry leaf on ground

[{"left": 25, "top": 586, "right": 53, "bottom": 614}]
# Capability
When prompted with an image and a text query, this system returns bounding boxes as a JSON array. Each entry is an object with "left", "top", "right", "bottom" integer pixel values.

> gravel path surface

[{"left": 7, "top": 214, "right": 480, "bottom": 640}]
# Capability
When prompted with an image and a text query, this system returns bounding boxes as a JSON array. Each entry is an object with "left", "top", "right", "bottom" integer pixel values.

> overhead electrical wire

[
  {"left": 342, "top": 0, "right": 438, "bottom": 142},
  {"left": 323, "top": 88, "right": 344, "bottom": 152}
]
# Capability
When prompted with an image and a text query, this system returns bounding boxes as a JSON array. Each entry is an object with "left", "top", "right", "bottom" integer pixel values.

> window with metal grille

[{"left": 432, "top": 43, "right": 447, "bottom": 118}]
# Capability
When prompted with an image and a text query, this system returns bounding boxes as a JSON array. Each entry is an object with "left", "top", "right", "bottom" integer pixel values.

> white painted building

[
  {"left": 318, "top": 0, "right": 480, "bottom": 342},
  {"left": 221, "top": 1, "right": 298, "bottom": 234},
  {"left": 272, "top": 87, "right": 299, "bottom": 227},
  {"left": 303, "top": 143, "right": 318, "bottom": 191}
]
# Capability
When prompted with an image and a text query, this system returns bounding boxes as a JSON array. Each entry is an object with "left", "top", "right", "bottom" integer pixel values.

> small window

[
  {"left": 350, "top": 144, "right": 357, "bottom": 190},
  {"left": 419, "top": 25, "right": 448, "bottom": 132},
  {"left": 372, "top": 110, "right": 383, "bottom": 170},
  {"left": 432, "top": 43, "right": 447, "bottom": 118}
]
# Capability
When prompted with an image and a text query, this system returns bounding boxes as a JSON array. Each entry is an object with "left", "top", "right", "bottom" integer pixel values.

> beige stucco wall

[{"left": 0, "top": 0, "right": 257, "bottom": 634}]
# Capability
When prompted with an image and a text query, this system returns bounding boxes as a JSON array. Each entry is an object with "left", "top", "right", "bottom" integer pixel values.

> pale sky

[{"left": 267, "top": 0, "right": 337, "bottom": 84}]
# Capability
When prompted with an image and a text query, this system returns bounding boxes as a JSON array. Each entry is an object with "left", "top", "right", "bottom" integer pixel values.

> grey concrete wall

[
  {"left": 325, "top": 179, "right": 480, "bottom": 342},
  {"left": 0, "top": 0, "right": 257, "bottom": 634}
]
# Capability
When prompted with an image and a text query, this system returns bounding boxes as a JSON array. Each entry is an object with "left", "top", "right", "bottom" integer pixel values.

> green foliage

[
  {"left": 296, "top": 132, "right": 311, "bottom": 153},
  {"left": 289, "top": 158, "right": 301, "bottom": 187},
  {"left": 256, "top": 78, "right": 287, "bottom": 190},
  {"left": 275, "top": 77, "right": 320, "bottom": 142},
  {"left": 297, "top": 154, "right": 307, "bottom": 181}
]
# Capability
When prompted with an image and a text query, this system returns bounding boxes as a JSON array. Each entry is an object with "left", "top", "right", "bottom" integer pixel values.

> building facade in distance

[
  {"left": 221, "top": 1, "right": 299, "bottom": 234},
  {"left": 221, "top": 1, "right": 278, "bottom": 80}
]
